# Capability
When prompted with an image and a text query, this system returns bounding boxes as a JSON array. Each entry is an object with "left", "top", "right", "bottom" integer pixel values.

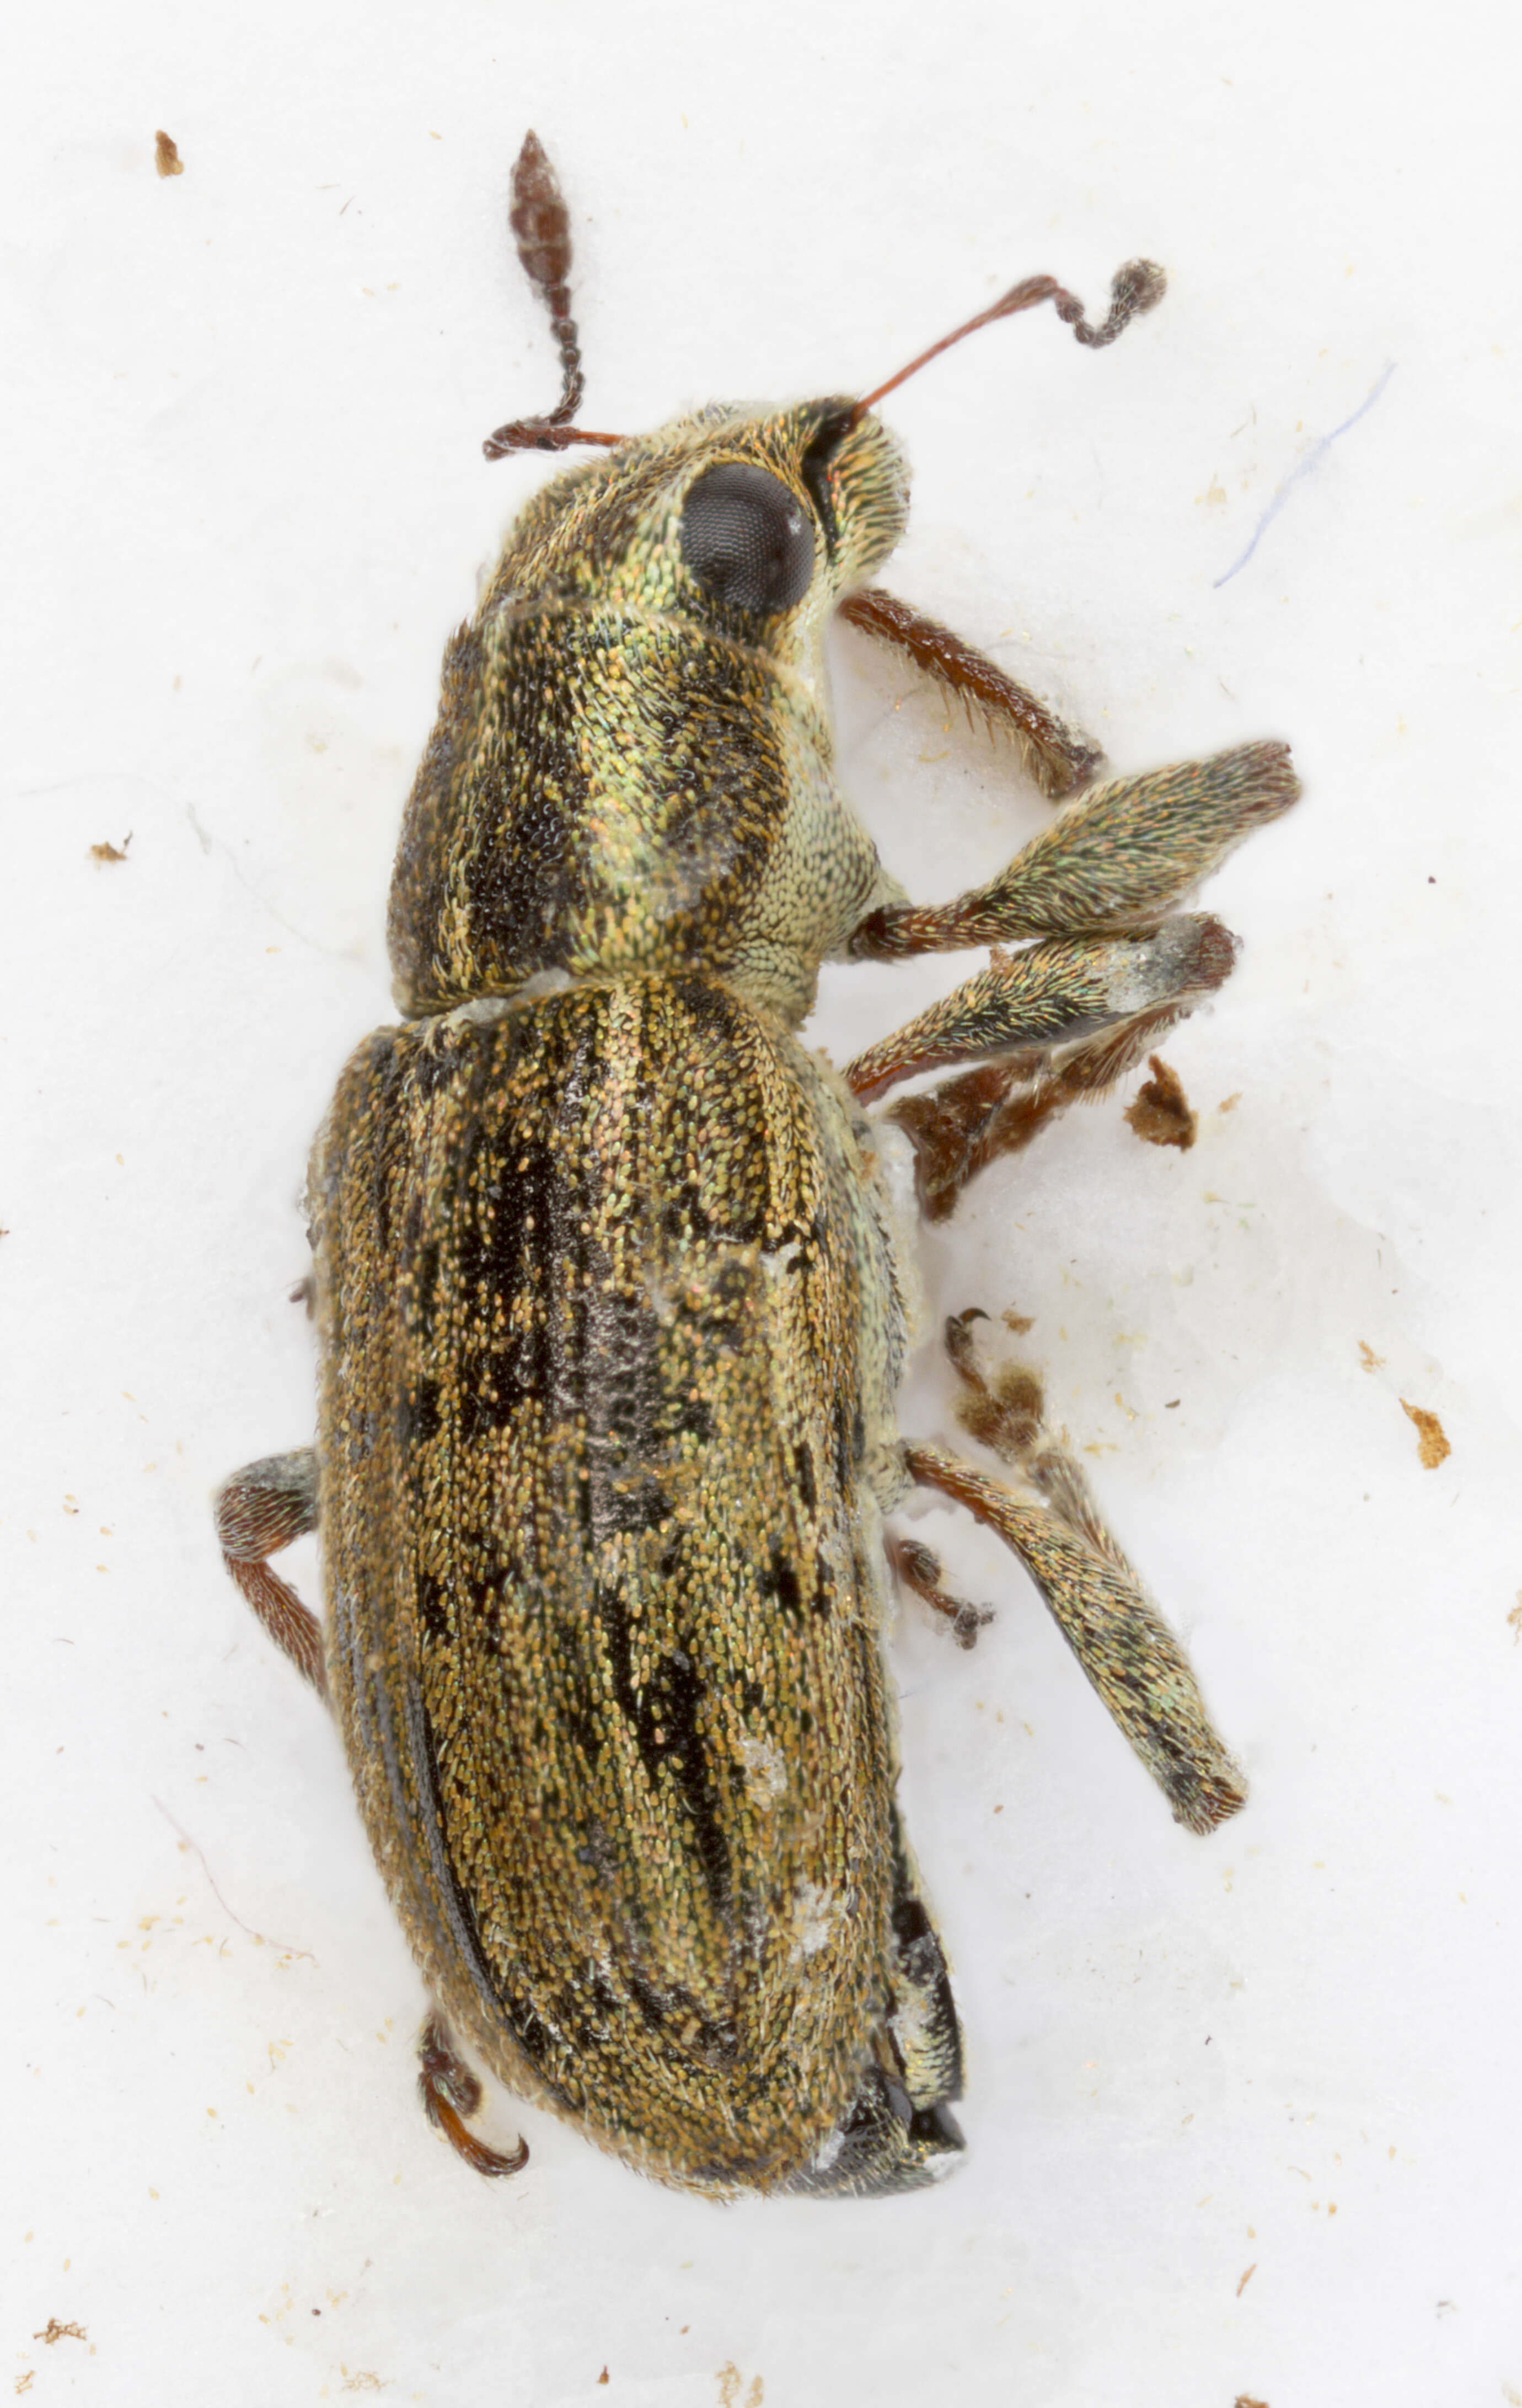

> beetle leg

[
  {"left": 417, "top": 2012, "right": 529, "bottom": 2179},
  {"left": 903, "top": 1435, "right": 1246, "bottom": 1835},
  {"left": 213, "top": 1449, "right": 326, "bottom": 1697},
  {"left": 785, "top": 1807, "right": 965, "bottom": 2197},
  {"left": 886, "top": 1533, "right": 994, "bottom": 1651},
  {"left": 838, "top": 586, "right": 1103, "bottom": 800},
  {"left": 892, "top": 984, "right": 1218, "bottom": 1222},
  {"left": 846, "top": 911, "right": 1233, "bottom": 1108},
  {"left": 849, "top": 739, "right": 1299, "bottom": 959}
]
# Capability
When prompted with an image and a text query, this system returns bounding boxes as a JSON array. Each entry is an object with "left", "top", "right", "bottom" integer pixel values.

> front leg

[
  {"left": 851, "top": 740, "right": 1299, "bottom": 959},
  {"left": 838, "top": 587, "right": 1103, "bottom": 800}
]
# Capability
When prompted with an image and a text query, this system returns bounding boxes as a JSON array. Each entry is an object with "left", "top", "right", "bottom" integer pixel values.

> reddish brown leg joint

[
  {"left": 213, "top": 1449, "right": 327, "bottom": 1697},
  {"left": 887, "top": 1533, "right": 995, "bottom": 1651}
]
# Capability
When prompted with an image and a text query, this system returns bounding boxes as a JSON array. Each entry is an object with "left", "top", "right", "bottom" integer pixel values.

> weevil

[{"left": 215, "top": 133, "right": 1299, "bottom": 2198}]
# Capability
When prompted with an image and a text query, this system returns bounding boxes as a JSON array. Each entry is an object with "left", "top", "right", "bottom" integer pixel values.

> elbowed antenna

[
  {"left": 483, "top": 132, "right": 624, "bottom": 458},
  {"left": 483, "top": 136, "right": 1165, "bottom": 459},
  {"left": 849, "top": 258, "right": 1167, "bottom": 423}
]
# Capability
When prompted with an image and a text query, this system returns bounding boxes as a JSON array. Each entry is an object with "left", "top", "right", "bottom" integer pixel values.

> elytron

[{"left": 216, "top": 133, "right": 1298, "bottom": 2196}]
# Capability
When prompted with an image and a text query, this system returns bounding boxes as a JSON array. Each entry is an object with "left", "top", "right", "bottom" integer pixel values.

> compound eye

[{"left": 679, "top": 464, "right": 816, "bottom": 613}]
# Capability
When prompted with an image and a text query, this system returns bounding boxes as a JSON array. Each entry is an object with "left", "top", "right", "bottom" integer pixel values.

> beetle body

[
  {"left": 217, "top": 137, "right": 1298, "bottom": 2199},
  {"left": 313, "top": 402, "right": 963, "bottom": 2195}
]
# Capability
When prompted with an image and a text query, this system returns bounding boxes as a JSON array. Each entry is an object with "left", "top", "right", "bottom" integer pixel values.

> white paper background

[{"left": 5, "top": 3, "right": 1520, "bottom": 2402}]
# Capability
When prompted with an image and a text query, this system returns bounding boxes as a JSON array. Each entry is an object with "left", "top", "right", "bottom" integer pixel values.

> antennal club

[
  {"left": 850, "top": 257, "right": 1167, "bottom": 423},
  {"left": 483, "top": 132, "right": 623, "bottom": 459}
]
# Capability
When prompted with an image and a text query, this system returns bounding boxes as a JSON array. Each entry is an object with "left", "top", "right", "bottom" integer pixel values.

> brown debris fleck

[
  {"left": 154, "top": 130, "right": 184, "bottom": 178},
  {"left": 1125, "top": 1054, "right": 1197, "bottom": 1151},
  {"left": 89, "top": 833, "right": 132, "bottom": 864},
  {"left": 1357, "top": 1340, "right": 1384, "bottom": 1373},
  {"left": 946, "top": 1312, "right": 1044, "bottom": 1463},
  {"left": 1400, "top": 1400, "right": 1450, "bottom": 1470},
  {"left": 1508, "top": 1594, "right": 1522, "bottom": 1646},
  {"left": 34, "top": 2322, "right": 87, "bottom": 2346},
  {"left": 598, "top": 2373, "right": 609, "bottom": 2388},
  {"left": 1218, "top": 1092, "right": 1242, "bottom": 1114},
  {"left": 1001, "top": 1308, "right": 1035, "bottom": 1335},
  {"left": 956, "top": 1364, "right": 1043, "bottom": 1460},
  {"left": 1236, "top": 2260, "right": 1257, "bottom": 2296},
  {"left": 1234, "top": 2397, "right": 1269, "bottom": 2408}
]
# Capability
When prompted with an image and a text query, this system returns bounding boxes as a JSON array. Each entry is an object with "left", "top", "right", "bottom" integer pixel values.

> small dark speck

[
  {"left": 1164, "top": 1398, "right": 1181, "bottom": 1410},
  {"left": 1205, "top": 2034, "right": 1212, "bottom": 2045},
  {"left": 1428, "top": 876, "right": 1436, "bottom": 884}
]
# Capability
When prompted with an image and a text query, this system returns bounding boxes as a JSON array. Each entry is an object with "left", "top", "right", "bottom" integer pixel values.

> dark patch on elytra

[
  {"left": 674, "top": 1391, "right": 716, "bottom": 1445},
  {"left": 811, "top": 1556, "right": 835, "bottom": 1620},
  {"left": 623, "top": 1962, "right": 739, "bottom": 2072},
  {"left": 593, "top": 1586, "right": 731, "bottom": 1915},
  {"left": 400, "top": 1378, "right": 442, "bottom": 1448},
  {"left": 792, "top": 1440, "right": 817, "bottom": 1517},
  {"left": 453, "top": 1128, "right": 560, "bottom": 1305},
  {"left": 598, "top": 1473, "right": 674, "bottom": 1536},
  {"left": 832, "top": 1398, "right": 855, "bottom": 1493},
  {"left": 759, "top": 1543, "right": 804, "bottom": 1622},
  {"left": 416, "top": 1571, "right": 449, "bottom": 1642}
]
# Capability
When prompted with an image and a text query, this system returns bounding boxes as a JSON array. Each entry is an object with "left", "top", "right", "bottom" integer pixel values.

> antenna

[
  {"left": 850, "top": 259, "right": 1166, "bottom": 423},
  {"left": 483, "top": 133, "right": 623, "bottom": 458}
]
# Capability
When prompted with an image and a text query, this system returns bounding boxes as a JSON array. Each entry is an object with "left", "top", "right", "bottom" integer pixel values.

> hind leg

[
  {"left": 785, "top": 1810, "right": 966, "bottom": 2197},
  {"left": 903, "top": 1316, "right": 1245, "bottom": 1834},
  {"left": 417, "top": 2012, "right": 529, "bottom": 2179},
  {"left": 213, "top": 1448, "right": 326, "bottom": 1696},
  {"left": 905, "top": 1427, "right": 1244, "bottom": 1835}
]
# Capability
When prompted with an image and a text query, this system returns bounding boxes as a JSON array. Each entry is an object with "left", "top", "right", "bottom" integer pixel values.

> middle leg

[{"left": 845, "top": 912, "right": 1234, "bottom": 1106}]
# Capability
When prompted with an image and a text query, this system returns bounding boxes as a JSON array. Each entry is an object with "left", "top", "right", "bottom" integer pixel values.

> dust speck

[
  {"left": 1125, "top": 1055, "right": 1197, "bottom": 1151},
  {"left": 1400, "top": 1400, "right": 1450, "bottom": 1469}
]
